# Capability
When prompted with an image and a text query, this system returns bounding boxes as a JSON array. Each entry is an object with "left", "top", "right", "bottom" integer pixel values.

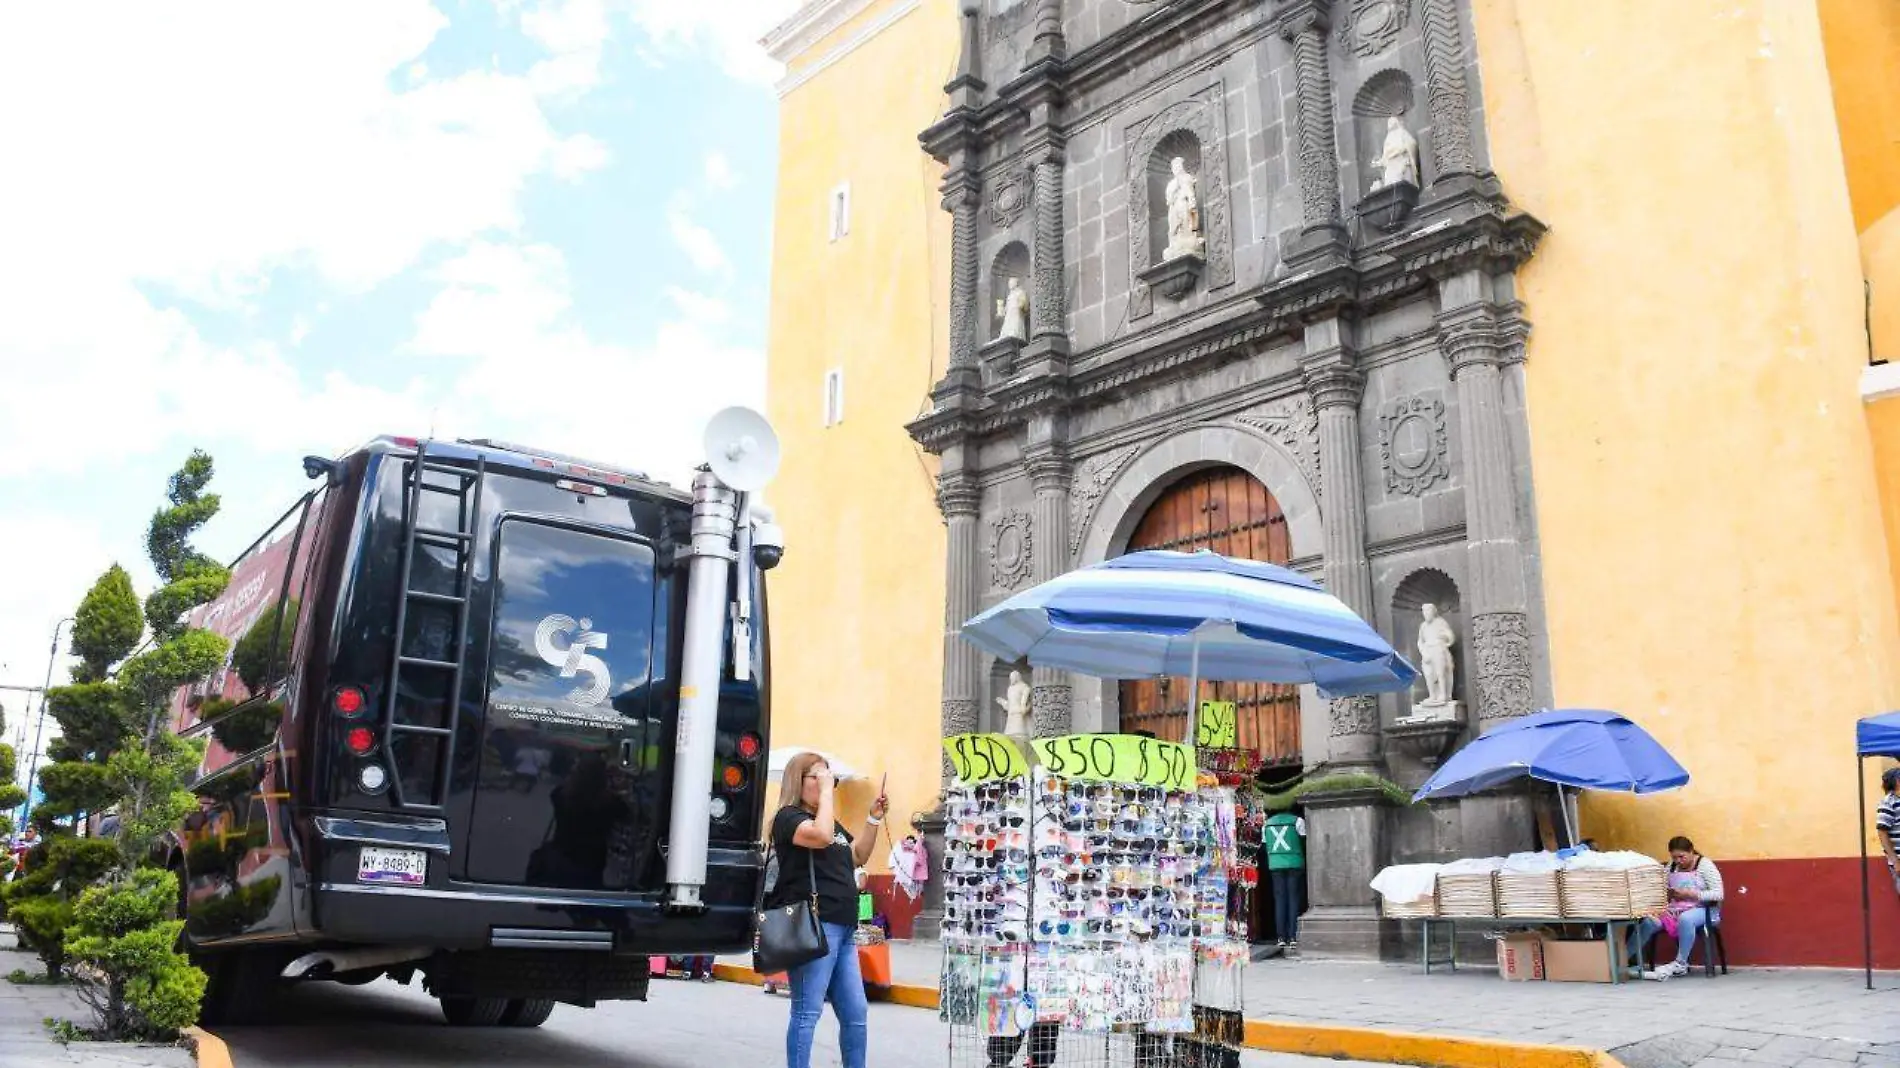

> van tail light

[
  {"left": 333, "top": 685, "right": 368, "bottom": 718},
  {"left": 736, "top": 732, "right": 762, "bottom": 761},
  {"left": 345, "top": 726, "right": 377, "bottom": 756},
  {"left": 721, "top": 764, "right": 746, "bottom": 790}
]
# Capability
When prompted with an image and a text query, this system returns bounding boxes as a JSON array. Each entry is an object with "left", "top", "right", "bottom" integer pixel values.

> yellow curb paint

[
  {"left": 706, "top": 967, "right": 1628, "bottom": 1068},
  {"left": 184, "top": 1026, "right": 234, "bottom": 1068}
]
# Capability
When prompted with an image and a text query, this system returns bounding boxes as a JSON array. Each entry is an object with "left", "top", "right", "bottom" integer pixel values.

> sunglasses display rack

[{"left": 938, "top": 764, "right": 1247, "bottom": 1068}]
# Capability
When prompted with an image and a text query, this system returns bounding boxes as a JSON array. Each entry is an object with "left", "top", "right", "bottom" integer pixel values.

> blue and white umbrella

[{"left": 961, "top": 549, "right": 1416, "bottom": 740}]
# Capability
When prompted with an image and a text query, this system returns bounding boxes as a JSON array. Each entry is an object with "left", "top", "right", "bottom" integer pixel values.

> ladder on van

[{"left": 382, "top": 443, "right": 485, "bottom": 812}]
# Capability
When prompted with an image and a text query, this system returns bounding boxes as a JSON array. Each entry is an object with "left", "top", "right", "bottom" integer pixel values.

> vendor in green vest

[{"left": 1264, "top": 810, "right": 1307, "bottom": 953}]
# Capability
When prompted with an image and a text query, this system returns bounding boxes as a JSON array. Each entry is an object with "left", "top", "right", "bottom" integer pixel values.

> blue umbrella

[
  {"left": 1412, "top": 709, "right": 1689, "bottom": 839},
  {"left": 961, "top": 549, "right": 1417, "bottom": 740}
]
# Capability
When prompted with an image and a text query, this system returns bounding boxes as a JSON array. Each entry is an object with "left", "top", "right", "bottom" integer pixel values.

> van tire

[
  {"left": 500, "top": 999, "right": 557, "bottom": 1027},
  {"left": 198, "top": 949, "right": 281, "bottom": 1026},
  {"left": 440, "top": 996, "right": 511, "bottom": 1026}
]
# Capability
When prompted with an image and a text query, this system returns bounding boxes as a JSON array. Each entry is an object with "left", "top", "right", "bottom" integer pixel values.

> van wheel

[
  {"left": 198, "top": 949, "right": 281, "bottom": 1026},
  {"left": 500, "top": 999, "right": 556, "bottom": 1027},
  {"left": 439, "top": 996, "right": 511, "bottom": 1026}
]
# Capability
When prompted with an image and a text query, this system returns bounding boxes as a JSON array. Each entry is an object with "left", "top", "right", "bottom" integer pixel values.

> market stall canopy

[
  {"left": 1856, "top": 711, "right": 1900, "bottom": 756},
  {"left": 1413, "top": 708, "right": 1690, "bottom": 802},
  {"left": 766, "top": 747, "right": 865, "bottom": 782},
  {"left": 959, "top": 549, "right": 1417, "bottom": 698}
]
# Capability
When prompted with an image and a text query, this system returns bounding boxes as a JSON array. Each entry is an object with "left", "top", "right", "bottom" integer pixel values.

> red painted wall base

[
  {"left": 1648, "top": 857, "right": 1900, "bottom": 969},
  {"left": 865, "top": 874, "right": 922, "bottom": 940}
]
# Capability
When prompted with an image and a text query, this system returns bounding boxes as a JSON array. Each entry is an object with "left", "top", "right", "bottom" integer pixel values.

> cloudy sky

[{"left": 0, "top": 0, "right": 800, "bottom": 744}]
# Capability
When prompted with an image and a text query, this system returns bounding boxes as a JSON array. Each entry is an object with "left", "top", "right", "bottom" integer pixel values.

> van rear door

[{"left": 461, "top": 518, "right": 665, "bottom": 892}]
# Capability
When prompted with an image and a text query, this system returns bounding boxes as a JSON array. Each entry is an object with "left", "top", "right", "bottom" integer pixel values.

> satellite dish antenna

[{"left": 704, "top": 406, "right": 781, "bottom": 492}]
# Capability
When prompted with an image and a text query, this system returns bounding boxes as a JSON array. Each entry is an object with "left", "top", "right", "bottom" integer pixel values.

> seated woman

[{"left": 1625, "top": 835, "right": 1724, "bottom": 980}]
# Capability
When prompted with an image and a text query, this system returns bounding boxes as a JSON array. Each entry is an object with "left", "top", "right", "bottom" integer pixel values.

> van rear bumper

[{"left": 311, "top": 864, "right": 761, "bottom": 954}]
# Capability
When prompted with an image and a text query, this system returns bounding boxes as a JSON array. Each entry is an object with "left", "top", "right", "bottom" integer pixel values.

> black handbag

[{"left": 754, "top": 843, "right": 829, "bottom": 975}]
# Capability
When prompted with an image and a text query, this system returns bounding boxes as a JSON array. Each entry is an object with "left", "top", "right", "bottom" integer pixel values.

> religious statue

[
  {"left": 994, "top": 276, "right": 1029, "bottom": 342},
  {"left": 1369, "top": 116, "right": 1420, "bottom": 192},
  {"left": 1162, "top": 157, "right": 1204, "bottom": 260},
  {"left": 1416, "top": 603, "right": 1456, "bottom": 710},
  {"left": 997, "top": 670, "right": 1031, "bottom": 738}
]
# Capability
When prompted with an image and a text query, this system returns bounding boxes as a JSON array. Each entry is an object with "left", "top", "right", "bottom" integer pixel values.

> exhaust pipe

[{"left": 281, "top": 945, "right": 432, "bottom": 980}]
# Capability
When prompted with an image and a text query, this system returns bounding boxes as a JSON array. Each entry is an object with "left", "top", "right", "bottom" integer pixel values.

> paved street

[
  {"left": 0, "top": 945, "right": 192, "bottom": 1068},
  {"left": 722, "top": 941, "right": 1900, "bottom": 1067},
  {"left": 216, "top": 975, "right": 1385, "bottom": 1068}
]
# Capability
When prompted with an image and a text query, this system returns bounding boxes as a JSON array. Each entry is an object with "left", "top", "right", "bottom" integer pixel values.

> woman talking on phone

[{"left": 773, "top": 752, "right": 887, "bottom": 1068}]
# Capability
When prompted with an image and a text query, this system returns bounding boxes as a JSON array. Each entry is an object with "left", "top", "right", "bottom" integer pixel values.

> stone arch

[{"left": 1069, "top": 422, "right": 1326, "bottom": 739}]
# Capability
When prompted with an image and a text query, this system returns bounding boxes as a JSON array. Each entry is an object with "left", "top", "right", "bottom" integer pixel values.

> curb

[
  {"left": 708, "top": 964, "right": 1626, "bottom": 1068},
  {"left": 184, "top": 1025, "right": 233, "bottom": 1068}
]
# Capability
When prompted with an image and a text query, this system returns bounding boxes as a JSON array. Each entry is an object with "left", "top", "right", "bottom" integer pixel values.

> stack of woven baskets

[
  {"left": 1436, "top": 872, "right": 1500, "bottom": 918},
  {"left": 1496, "top": 870, "right": 1562, "bottom": 917},
  {"left": 1559, "top": 864, "right": 1667, "bottom": 919}
]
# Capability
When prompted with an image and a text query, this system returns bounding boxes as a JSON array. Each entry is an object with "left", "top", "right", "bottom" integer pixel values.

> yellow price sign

[
  {"left": 943, "top": 733, "right": 1030, "bottom": 784},
  {"left": 1196, "top": 700, "right": 1237, "bottom": 749},
  {"left": 1031, "top": 734, "right": 1194, "bottom": 793}
]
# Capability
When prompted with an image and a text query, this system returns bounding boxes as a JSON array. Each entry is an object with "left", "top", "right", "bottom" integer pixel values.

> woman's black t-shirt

[{"left": 770, "top": 805, "right": 858, "bottom": 927}]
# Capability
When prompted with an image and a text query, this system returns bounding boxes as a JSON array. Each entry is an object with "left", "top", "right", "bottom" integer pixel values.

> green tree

[
  {"left": 64, "top": 868, "right": 207, "bottom": 1039},
  {"left": 71, "top": 565, "right": 142, "bottom": 684}
]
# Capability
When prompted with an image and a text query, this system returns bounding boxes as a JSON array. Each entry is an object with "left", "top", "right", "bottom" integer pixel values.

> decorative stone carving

[
  {"left": 990, "top": 509, "right": 1034, "bottom": 589},
  {"left": 1235, "top": 396, "right": 1323, "bottom": 498},
  {"left": 1031, "top": 684, "right": 1071, "bottom": 739},
  {"left": 1329, "top": 694, "right": 1380, "bottom": 737},
  {"left": 1384, "top": 716, "right": 1463, "bottom": 765},
  {"left": 1286, "top": 17, "right": 1342, "bottom": 230},
  {"left": 1379, "top": 394, "right": 1450, "bottom": 495},
  {"left": 940, "top": 696, "right": 979, "bottom": 779},
  {"left": 1470, "top": 611, "right": 1533, "bottom": 722},
  {"left": 1068, "top": 445, "right": 1140, "bottom": 557},
  {"left": 1031, "top": 160, "right": 1065, "bottom": 339},
  {"left": 997, "top": 669, "right": 1031, "bottom": 738},
  {"left": 995, "top": 276, "right": 1029, "bottom": 341},
  {"left": 947, "top": 184, "right": 982, "bottom": 370},
  {"left": 1420, "top": 0, "right": 1476, "bottom": 177},
  {"left": 991, "top": 170, "right": 1029, "bottom": 227},
  {"left": 1340, "top": 0, "right": 1409, "bottom": 58},
  {"left": 1357, "top": 179, "right": 1419, "bottom": 233},
  {"left": 1127, "top": 84, "right": 1232, "bottom": 318}
]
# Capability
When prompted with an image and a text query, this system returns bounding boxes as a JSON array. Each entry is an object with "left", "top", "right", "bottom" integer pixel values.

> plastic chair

[{"left": 1696, "top": 908, "right": 1729, "bottom": 977}]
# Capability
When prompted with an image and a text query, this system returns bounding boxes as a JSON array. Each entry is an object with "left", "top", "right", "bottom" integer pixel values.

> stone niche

[
  {"left": 1391, "top": 567, "right": 1464, "bottom": 719},
  {"left": 1351, "top": 69, "right": 1420, "bottom": 233},
  {"left": 981, "top": 241, "right": 1031, "bottom": 383}
]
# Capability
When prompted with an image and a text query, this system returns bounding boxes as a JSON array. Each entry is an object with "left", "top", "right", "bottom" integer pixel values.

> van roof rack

[{"left": 456, "top": 438, "right": 655, "bottom": 485}]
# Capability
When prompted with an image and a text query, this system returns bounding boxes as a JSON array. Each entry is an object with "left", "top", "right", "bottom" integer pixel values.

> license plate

[{"left": 357, "top": 846, "right": 427, "bottom": 886}]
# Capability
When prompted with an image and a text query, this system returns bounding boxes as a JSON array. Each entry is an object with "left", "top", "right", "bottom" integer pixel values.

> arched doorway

[{"left": 1116, "top": 465, "right": 1302, "bottom": 768}]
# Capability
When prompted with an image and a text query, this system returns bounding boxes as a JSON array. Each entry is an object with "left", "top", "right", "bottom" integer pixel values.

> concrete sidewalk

[
  {"left": 724, "top": 940, "right": 1900, "bottom": 1067},
  {"left": 0, "top": 943, "right": 194, "bottom": 1068}
]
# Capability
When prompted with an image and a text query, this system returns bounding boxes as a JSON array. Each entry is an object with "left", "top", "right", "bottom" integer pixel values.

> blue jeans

[
  {"left": 787, "top": 923, "right": 867, "bottom": 1068},
  {"left": 1270, "top": 869, "right": 1304, "bottom": 943},
  {"left": 1626, "top": 908, "right": 1711, "bottom": 968}
]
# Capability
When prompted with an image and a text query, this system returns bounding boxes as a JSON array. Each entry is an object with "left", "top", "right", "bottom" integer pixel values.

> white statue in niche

[
  {"left": 994, "top": 276, "right": 1029, "bottom": 342},
  {"left": 1162, "top": 157, "right": 1204, "bottom": 260},
  {"left": 997, "top": 670, "right": 1031, "bottom": 738},
  {"left": 1415, "top": 603, "right": 1457, "bottom": 712},
  {"left": 1369, "top": 116, "right": 1420, "bottom": 192}
]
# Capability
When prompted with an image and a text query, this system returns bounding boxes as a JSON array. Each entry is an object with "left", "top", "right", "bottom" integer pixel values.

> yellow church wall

[
  {"left": 763, "top": 0, "right": 959, "bottom": 866},
  {"left": 1818, "top": 0, "right": 1900, "bottom": 234},
  {"left": 1469, "top": 0, "right": 1900, "bottom": 861}
]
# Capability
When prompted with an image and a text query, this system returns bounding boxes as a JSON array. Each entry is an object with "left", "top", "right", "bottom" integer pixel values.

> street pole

[{"left": 19, "top": 617, "right": 74, "bottom": 830}]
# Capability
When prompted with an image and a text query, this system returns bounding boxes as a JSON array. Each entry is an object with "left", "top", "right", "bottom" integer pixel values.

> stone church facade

[{"left": 906, "top": 0, "right": 1551, "bottom": 956}]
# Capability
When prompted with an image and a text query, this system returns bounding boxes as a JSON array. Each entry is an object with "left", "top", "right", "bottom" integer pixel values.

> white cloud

[
  {"left": 664, "top": 286, "right": 732, "bottom": 325},
  {"left": 624, "top": 0, "right": 800, "bottom": 85},
  {"left": 667, "top": 203, "right": 733, "bottom": 276},
  {"left": 705, "top": 151, "right": 740, "bottom": 190}
]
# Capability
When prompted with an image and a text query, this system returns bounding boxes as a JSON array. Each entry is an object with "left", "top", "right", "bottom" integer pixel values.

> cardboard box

[
  {"left": 1541, "top": 939, "right": 1615, "bottom": 983},
  {"left": 1496, "top": 932, "right": 1545, "bottom": 980}
]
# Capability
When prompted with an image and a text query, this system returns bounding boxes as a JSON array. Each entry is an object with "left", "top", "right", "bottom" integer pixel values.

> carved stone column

[
  {"left": 917, "top": 458, "right": 982, "bottom": 941},
  {"left": 1026, "top": 449, "right": 1073, "bottom": 737},
  {"left": 947, "top": 178, "right": 983, "bottom": 375},
  {"left": 1030, "top": 0, "right": 1064, "bottom": 65},
  {"left": 1436, "top": 274, "right": 1532, "bottom": 727},
  {"left": 1300, "top": 317, "right": 1379, "bottom": 764},
  {"left": 1419, "top": 0, "right": 1476, "bottom": 180},
  {"left": 1274, "top": 0, "right": 1346, "bottom": 261},
  {"left": 1030, "top": 157, "right": 1065, "bottom": 344}
]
